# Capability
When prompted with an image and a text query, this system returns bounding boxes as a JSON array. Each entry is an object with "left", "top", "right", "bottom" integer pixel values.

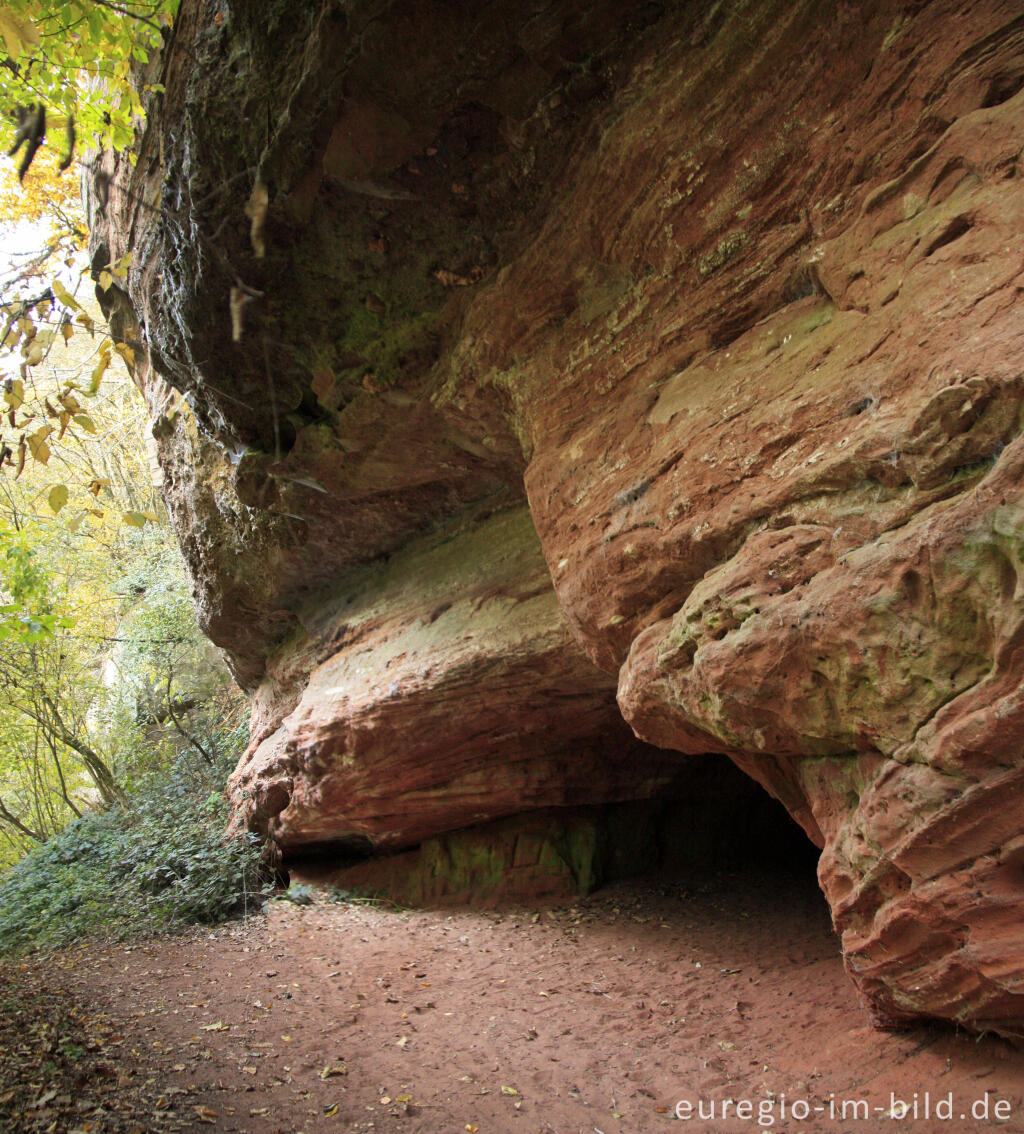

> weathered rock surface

[
  {"left": 231, "top": 507, "right": 685, "bottom": 851},
  {"left": 96, "top": 0, "right": 1024, "bottom": 1035}
]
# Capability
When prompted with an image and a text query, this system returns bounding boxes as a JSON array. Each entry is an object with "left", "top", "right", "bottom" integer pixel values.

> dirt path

[{"left": 3, "top": 865, "right": 1024, "bottom": 1133}]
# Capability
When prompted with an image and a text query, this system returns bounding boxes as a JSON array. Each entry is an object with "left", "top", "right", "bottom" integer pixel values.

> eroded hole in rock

[
  {"left": 924, "top": 214, "right": 972, "bottom": 257},
  {"left": 284, "top": 751, "right": 819, "bottom": 907},
  {"left": 981, "top": 70, "right": 1024, "bottom": 108}
]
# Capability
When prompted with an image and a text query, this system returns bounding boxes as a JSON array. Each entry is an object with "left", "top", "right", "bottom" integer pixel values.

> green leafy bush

[{"left": 0, "top": 753, "right": 267, "bottom": 954}]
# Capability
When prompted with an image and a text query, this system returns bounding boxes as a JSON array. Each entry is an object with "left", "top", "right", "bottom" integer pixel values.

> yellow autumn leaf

[
  {"left": 24, "top": 341, "right": 43, "bottom": 366},
  {"left": 114, "top": 341, "right": 135, "bottom": 367},
  {"left": 0, "top": 9, "right": 39, "bottom": 58},
  {"left": 3, "top": 379, "right": 23, "bottom": 410},
  {"left": 47, "top": 484, "right": 68, "bottom": 513},
  {"left": 89, "top": 348, "right": 111, "bottom": 394},
  {"left": 50, "top": 280, "right": 82, "bottom": 311},
  {"left": 60, "top": 320, "right": 73, "bottom": 344},
  {"left": 27, "top": 426, "right": 52, "bottom": 465},
  {"left": 74, "top": 413, "right": 97, "bottom": 434},
  {"left": 500, "top": 1085, "right": 520, "bottom": 1096},
  {"left": 98, "top": 269, "right": 113, "bottom": 291}
]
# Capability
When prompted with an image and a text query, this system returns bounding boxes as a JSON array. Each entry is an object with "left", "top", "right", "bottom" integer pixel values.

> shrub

[{"left": 0, "top": 753, "right": 267, "bottom": 954}]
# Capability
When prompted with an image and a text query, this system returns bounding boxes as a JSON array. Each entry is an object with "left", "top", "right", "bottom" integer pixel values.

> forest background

[{"left": 0, "top": 0, "right": 264, "bottom": 952}]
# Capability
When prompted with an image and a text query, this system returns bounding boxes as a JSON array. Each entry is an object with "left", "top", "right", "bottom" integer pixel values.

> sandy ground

[{"left": 3, "top": 863, "right": 1024, "bottom": 1133}]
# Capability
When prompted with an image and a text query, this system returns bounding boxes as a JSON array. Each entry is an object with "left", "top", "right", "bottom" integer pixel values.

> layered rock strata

[
  {"left": 232, "top": 507, "right": 685, "bottom": 852},
  {"left": 95, "top": 0, "right": 1024, "bottom": 1034}
]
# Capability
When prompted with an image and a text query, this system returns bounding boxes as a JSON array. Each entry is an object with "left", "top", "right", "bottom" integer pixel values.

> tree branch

[
  {"left": 0, "top": 793, "right": 44, "bottom": 842},
  {"left": 164, "top": 670, "right": 215, "bottom": 766}
]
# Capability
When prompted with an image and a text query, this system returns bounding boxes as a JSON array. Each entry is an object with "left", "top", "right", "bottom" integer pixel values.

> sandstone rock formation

[
  {"left": 232, "top": 506, "right": 685, "bottom": 852},
  {"left": 94, "top": 0, "right": 1024, "bottom": 1035}
]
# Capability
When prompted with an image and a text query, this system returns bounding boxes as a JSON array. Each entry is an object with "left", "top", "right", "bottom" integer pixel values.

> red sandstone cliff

[{"left": 93, "top": 0, "right": 1024, "bottom": 1036}]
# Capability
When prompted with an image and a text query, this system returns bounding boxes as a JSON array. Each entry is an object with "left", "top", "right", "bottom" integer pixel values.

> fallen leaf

[
  {"left": 319, "top": 1064, "right": 348, "bottom": 1079},
  {"left": 501, "top": 1085, "right": 520, "bottom": 1096},
  {"left": 200, "top": 1021, "right": 229, "bottom": 1031}
]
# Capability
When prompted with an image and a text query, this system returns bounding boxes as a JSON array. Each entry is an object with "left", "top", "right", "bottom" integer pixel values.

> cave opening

[
  {"left": 646, "top": 753, "right": 820, "bottom": 879},
  {"left": 283, "top": 748, "right": 821, "bottom": 908}
]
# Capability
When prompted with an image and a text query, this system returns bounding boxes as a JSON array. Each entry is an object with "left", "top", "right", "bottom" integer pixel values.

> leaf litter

[{"left": 4, "top": 872, "right": 1024, "bottom": 1132}]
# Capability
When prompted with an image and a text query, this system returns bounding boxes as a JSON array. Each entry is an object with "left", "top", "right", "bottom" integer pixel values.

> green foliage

[
  {"left": 0, "top": 519, "right": 72, "bottom": 640},
  {"left": 0, "top": 0, "right": 178, "bottom": 158},
  {"left": 0, "top": 349, "right": 245, "bottom": 866},
  {"left": 93, "top": 522, "right": 244, "bottom": 789},
  {"left": 0, "top": 751, "right": 266, "bottom": 954}
]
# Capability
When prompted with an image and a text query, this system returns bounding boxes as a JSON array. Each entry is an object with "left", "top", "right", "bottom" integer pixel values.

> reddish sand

[{"left": 5, "top": 864, "right": 1024, "bottom": 1133}]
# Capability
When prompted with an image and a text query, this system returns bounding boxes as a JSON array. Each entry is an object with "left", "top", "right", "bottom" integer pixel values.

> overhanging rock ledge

[{"left": 92, "top": 0, "right": 1024, "bottom": 1036}]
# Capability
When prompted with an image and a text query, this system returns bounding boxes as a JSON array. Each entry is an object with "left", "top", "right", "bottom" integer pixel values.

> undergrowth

[{"left": 0, "top": 753, "right": 268, "bottom": 955}]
